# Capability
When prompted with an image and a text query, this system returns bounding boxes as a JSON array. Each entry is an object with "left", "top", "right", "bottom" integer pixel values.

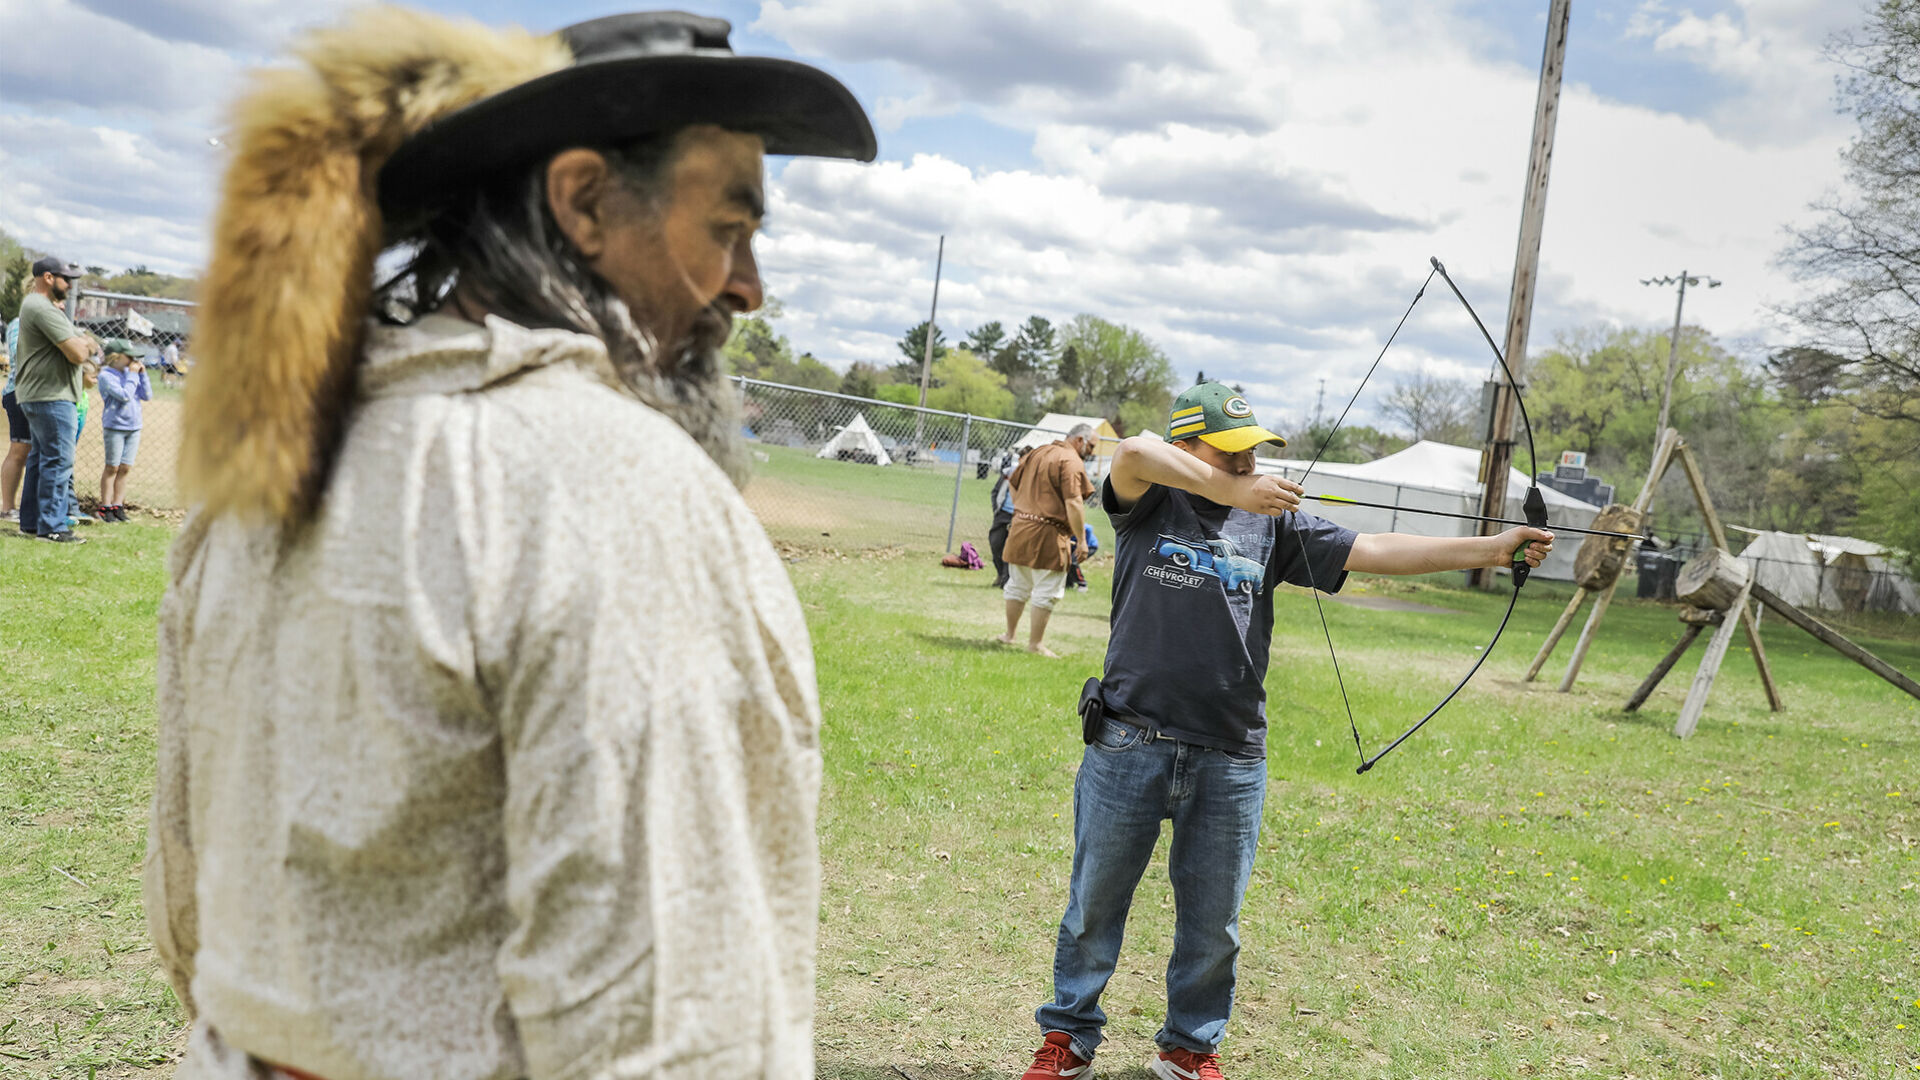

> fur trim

[{"left": 179, "top": 6, "right": 571, "bottom": 523}]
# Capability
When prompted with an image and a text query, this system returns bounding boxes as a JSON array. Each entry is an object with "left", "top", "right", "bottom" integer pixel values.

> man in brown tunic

[{"left": 997, "top": 423, "right": 1098, "bottom": 656}]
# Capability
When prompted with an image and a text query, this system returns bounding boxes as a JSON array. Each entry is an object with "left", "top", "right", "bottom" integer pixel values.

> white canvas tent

[
  {"left": 1256, "top": 440, "right": 1602, "bottom": 582},
  {"left": 1737, "top": 530, "right": 1919, "bottom": 615},
  {"left": 1015, "top": 413, "right": 1121, "bottom": 481},
  {"left": 1014, "top": 412, "right": 1118, "bottom": 452},
  {"left": 816, "top": 413, "right": 891, "bottom": 466}
]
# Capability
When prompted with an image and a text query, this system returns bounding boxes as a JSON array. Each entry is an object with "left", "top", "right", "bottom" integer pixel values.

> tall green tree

[
  {"left": 840, "top": 361, "right": 886, "bottom": 400},
  {"left": 894, "top": 319, "right": 949, "bottom": 384},
  {"left": 723, "top": 306, "right": 837, "bottom": 392},
  {"left": 1531, "top": 324, "right": 1786, "bottom": 530},
  {"left": 1010, "top": 316, "right": 1056, "bottom": 375},
  {"left": 1054, "top": 345, "right": 1081, "bottom": 404},
  {"left": 0, "top": 229, "right": 24, "bottom": 276},
  {"left": 1055, "top": 314, "right": 1176, "bottom": 423},
  {"left": 0, "top": 253, "right": 29, "bottom": 325},
  {"left": 962, "top": 321, "right": 1007, "bottom": 360},
  {"left": 925, "top": 349, "right": 1014, "bottom": 418}
]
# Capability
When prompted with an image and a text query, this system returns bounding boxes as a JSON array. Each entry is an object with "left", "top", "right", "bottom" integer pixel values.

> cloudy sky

[{"left": 0, "top": 0, "right": 1866, "bottom": 422}]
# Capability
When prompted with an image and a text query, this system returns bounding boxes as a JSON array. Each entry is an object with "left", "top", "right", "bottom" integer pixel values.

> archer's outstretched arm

[
  {"left": 1346, "top": 528, "right": 1554, "bottom": 575},
  {"left": 1108, "top": 435, "right": 1302, "bottom": 515}
]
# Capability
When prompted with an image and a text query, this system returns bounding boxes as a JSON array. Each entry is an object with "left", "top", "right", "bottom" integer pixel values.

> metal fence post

[{"left": 945, "top": 413, "right": 971, "bottom": 552}]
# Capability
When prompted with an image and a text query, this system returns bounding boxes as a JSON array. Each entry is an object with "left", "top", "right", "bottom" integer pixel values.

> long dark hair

[{"left": 373, "top": 136, "right": 747, "bottom": 483}]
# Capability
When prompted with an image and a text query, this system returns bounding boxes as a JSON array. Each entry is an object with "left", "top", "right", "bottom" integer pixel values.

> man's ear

[{"left": 546, "top": 149, "right": 615, "bottom": 260}]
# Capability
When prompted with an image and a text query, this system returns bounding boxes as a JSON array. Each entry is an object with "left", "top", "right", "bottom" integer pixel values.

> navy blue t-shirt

[{"left": 1099, "top": 478, "right": 1357, "bottom": 757}]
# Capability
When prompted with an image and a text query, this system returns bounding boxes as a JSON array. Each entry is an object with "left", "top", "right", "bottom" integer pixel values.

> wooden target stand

[
  {"left": 1524, "top": 427, "right": 1920, "bottom": 737},
  {"left": 1627, "top": 546, "right": 1920, "bottom": 734},
  {"left": 1522, "top": 428, "right": 1785, "bottom": 717}
]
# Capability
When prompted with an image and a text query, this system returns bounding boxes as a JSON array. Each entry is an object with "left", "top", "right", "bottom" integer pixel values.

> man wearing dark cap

[
  {"left": 13, "top": 256, "right": 95, "bottom": 542},
  {"left": 143, "top": 10, "right": 873, "bottom": 1079},
  {"left": 1023, "top": 384, "right": 1552, "bottom": 1080}
]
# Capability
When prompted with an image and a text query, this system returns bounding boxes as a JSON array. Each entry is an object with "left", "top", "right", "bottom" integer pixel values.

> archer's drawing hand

[
  {"left": 1222, "top": 473, "right": 1302, "bottom": 517},
  {"left": 1499, "top": 527, "right": 1554, "bottom": 568}
]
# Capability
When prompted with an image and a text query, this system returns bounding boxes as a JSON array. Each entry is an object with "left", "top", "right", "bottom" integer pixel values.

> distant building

[
  {"left": 72, "top": 289, "right": 194, "bottom": 346},
  {"left": 1537, "top": 450, "right": 1613, "bottom": 507}
]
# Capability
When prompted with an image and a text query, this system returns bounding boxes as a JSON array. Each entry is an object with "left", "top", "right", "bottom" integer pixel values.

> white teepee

[{"left": 816, "top": 413, "right": 891, "bottom": 466}]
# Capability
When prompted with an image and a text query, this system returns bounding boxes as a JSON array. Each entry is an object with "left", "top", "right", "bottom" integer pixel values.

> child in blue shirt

[{"left": 95, "top": 339, "right": 150, "bottom": 522}]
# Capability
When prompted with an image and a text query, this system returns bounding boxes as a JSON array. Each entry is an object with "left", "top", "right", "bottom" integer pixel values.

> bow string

[{"left": 1288, "top": 257, "right": 1549, "bottom": 775}]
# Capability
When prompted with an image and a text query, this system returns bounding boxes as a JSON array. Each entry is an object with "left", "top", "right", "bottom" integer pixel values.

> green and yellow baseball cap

[{"left": 1165, "top": 382, "right": 1286, "bottom": 452}]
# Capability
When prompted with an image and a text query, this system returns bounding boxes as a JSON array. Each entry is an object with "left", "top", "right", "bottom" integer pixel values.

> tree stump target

[{"left": 1572, "top": 503, "right": 1643, "bottom": 590}]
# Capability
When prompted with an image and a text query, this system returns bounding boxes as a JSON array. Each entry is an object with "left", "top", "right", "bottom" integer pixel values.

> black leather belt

[{"left": 1103, "top": 708, "right": 1173, "bottom": 741}]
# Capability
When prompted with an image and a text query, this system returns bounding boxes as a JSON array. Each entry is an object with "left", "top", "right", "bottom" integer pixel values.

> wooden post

[
  {"left": 1525, "top": 588, "right": 1590, "bottom": 681},
  {"left": 1625, "top": 623, "right": 1706, "bottom": 712},
  {"left": 911, "top": 235, "right": 945, "bottom": 450},
  {"left": 1557, "top": 583, "right": 1618, "bottom": 692},
  {"left": 1470, "top": 0, "right": 1571, "bottom": 589},
  {"left": 1750, "top": 582, "right": 1920, "bottom": 702},
  {"left": 1529, "top": 428, "right": 1678, "bottom": 687},
  {"left": 1673, "top": 577, "right": 1753, "bottom": 739},
  {"left": 1674, "top": 444, "right": 1784, "bottom": 711}
]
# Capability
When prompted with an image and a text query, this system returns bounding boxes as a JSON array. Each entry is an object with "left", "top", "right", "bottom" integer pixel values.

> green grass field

[
  {"left": 2, "top": 518, "right": 1916, "bottom": 1079},
  {"left": 742, "top": 442, "right": 1042, "bottom": 553}
]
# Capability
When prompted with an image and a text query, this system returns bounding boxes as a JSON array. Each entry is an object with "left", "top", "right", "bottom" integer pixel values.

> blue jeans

[
  {"left": 1036, "top": 719, "right": 1268, "bottom": 1061},
  {"left": 19, "top": 400, "right": 77, "bottom": 536}
]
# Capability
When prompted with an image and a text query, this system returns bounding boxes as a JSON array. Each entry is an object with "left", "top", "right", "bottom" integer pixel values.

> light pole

[{"left": 1641, "top": 271, "right": 1720, "bottom": 452}]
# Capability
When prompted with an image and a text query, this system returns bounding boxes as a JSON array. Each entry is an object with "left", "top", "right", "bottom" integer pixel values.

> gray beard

[{"left": 607, "top": 321, "right": 747, "bottom": 489}]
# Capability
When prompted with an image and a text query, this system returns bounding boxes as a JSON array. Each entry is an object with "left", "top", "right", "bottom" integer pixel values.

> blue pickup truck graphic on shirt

[{"left": 1155, "top": 534, "right": 1265, "bottom": 594}]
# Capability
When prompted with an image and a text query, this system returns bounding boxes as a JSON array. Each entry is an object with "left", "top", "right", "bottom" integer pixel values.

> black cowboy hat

[{"left": 377, "top": 10, "right": 876, "bottom": 218}]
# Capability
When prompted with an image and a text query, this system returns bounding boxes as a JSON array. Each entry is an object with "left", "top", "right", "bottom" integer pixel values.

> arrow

[{"left": 1301, "top": 493, "right": 1642, "bottom": 541}]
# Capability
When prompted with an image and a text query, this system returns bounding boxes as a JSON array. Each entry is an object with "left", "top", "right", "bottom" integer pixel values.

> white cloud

[
  {"left": 72, "top": 0, "right": 352, "bottom": 52},
  {"left": 735, "top": 0, "right": 1857, "bottom": 438},
  {"left": 0, "top": 0, "right": 247, "bottom": 116},
  {"left": 1624, "top": 0, "right": 1857, "bottom": 146},
  {"left": 0, "top": 0, "right": 1866, "bottom": 439}
]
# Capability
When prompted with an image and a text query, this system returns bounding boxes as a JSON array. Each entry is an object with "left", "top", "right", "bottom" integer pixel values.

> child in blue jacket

[{"left": 95, "top": 339, "right": 150, "bottom": 522}]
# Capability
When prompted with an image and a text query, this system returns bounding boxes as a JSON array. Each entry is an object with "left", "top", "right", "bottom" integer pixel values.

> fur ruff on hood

[{"left": 179, "top": 7, "right": 571, "bottom": 523}]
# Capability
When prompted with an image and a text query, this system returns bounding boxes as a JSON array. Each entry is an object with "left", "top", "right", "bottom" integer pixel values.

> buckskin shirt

[
  {"left": 146, "top": 314, "right": 823, "bottom": 1080},
  {"left": 1002, "top": 439, "right": 1096, "bottom": 572}
]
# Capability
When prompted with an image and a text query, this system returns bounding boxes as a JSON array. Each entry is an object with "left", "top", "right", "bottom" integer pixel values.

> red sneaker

[
  {"left": 1147, "top": 1046, "right": 1225, "bottom": 1080},
  {"left": 1022, "top": 1031, "right": 1093, "bottom": 1079}
]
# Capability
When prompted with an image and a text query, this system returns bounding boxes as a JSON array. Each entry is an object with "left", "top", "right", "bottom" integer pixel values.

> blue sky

[{"left": 0, "top": 0, "right": 1865, "bottom": 431}]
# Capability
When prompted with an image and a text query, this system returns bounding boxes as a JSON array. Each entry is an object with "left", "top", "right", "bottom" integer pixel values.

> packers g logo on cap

[{"left": 1164, "top": 381, "right": 1287, "bottom": 452}]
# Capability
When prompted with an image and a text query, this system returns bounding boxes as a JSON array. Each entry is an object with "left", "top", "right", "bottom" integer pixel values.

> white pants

[{"left": 1003, "top": 565, "right": 1069, "bottom": 610}]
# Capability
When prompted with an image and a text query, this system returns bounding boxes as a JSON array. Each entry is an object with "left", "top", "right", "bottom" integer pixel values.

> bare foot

[
  {"left": 1028, "top": 644, "right": 1061, "bottom": 658},
  {"left": 994, "top": 634, "right": 1018, "bottom": 646}
]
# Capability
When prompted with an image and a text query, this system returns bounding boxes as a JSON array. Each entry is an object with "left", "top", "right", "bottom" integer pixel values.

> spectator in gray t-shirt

[{"left": 13, "top": 256, "right": 95, "bottom": 542}]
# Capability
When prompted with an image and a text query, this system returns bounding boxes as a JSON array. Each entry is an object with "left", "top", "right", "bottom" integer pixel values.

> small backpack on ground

[{"left": 942, "top": 541, "right": 986, "bottom": 570}]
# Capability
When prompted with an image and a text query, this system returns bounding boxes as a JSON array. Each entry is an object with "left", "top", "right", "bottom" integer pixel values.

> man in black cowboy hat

[{"left": 145, "top": 10, "right": 871, "bottom": 1079}]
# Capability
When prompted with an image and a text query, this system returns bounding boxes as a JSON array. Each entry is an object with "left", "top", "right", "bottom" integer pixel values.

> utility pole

[
  {"left": 1642, "top": 271, "right": 1720, "bottom": 456},
  {"left": 1470, "top": 0, "right": 1572, "bottom": 589},
  {"left": 912, "top": 235, "right": 945, "bottom": 450}
]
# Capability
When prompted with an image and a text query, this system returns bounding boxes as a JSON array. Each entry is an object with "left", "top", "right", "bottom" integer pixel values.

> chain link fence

[
  {"left": 63, "top": 288, "right": 193, "bottom": 512},
  {"left": 733, "top": 377, "right": 1105, "bottom": 553},
  {"left": 31, "top": 295, "right": 1915, "bottom": 612}
]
